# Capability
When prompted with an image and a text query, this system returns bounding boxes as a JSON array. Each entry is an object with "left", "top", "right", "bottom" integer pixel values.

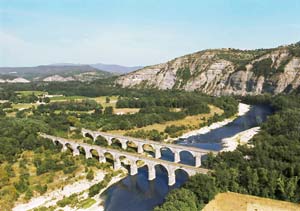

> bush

[
  {"left": 154, "top": 188, "right": 198, "bottom": 211},
  {"left": 57, "top": 194, "right": 78, "bottom": 207},
  {"left": 86, "top": 169, "right": 94, "bottom": 181}
]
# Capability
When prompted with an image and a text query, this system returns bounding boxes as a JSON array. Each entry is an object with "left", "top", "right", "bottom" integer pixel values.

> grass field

[
  {"left": 12, "top": 103, "right": 36, "bottom": 110},
  {"left": 50, "top": 95, "right": 119, "bottom": 107},
  {"left": 51, "top": 95, "right": 140, "bottom": 115},
  {"left": 93, "top": 96, "right": 119, "bottom": 108},
  {"left": 109, "top": 105, "right": 223, "bottom": 135},
  {"left": 16, "top": 91, "right": 47, "bottom": 96},
  {"left": 50, "top": 95, "right": 87, "bottom": 101},
  {"left": 203, "top": 192, "right": 300, "bottom": 211}
]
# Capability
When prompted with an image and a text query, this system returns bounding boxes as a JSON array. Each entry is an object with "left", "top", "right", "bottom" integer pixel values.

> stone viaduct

[
  {"left": 40, "top": 134, "right": 209, "bottom": 186},
  {"left": 81, "top": 128, "right": 217, "bottom": 168}
]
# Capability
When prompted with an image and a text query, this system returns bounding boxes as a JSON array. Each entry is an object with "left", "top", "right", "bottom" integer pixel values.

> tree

[
  {"left": 25, "top": 189, "right": 33, "bottom": 200},
  {"left": 43, "top": 97, "right": 50, "bottom": 103},
  {"left": 154, "top": 188, "right": 198, "bottom": 211},
  {"left": 104, "top": 106, "right": 113, "bottom": 115},
  {"left": 0, "top": 109, "right": 5, "bottom": 117},
  {"left": 183, "top": 174, "right": 218, "bottom": 207},
  {"left": 86, "top": 169, "right": 94, "bottom": 181}
]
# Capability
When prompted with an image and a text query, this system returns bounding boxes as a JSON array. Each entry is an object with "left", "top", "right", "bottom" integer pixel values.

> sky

[{"left": 1, "top": 0, "right": 300, "bottom": 67}]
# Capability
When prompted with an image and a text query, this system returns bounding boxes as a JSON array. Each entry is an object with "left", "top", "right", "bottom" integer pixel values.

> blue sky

[{"left": 1, "top": 0, "right": 300, "bottom": 67}]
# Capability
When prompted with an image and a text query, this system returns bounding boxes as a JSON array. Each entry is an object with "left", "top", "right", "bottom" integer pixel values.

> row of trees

[{"left": 37, "top": 99, "right": 101, "bottom": 112}]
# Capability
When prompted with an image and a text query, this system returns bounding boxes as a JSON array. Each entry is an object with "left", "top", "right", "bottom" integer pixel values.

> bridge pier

[
  {"left": 106, "top": 137, "right": 113, "bottom": 146},
  {"left": 130, "top": 160, "right": 138, "bottom": 175},
  {"left": 137, "top": 143, "right": 144, "bottom": 154},
  {"left": 195, "top": 154, "right": 202, "bottom": 167},
  {"left": 148, "top": 164, "right": 156, "bottom": 181},
  {"left": 84, "top": 148, "right": 93, "bottom": 159},
  {"left": 72, "top": 147, "right": 80, "bottom": 156},
  {"left": 121, "top": 141, "right": 127, "bottom": 150},
  {"left": 168, "top": 171, "right": 176, "bottom": 186},
  {"left": 114, "top": 158, "right": 121, "bottom": 170},
  {"left": 99, "top": 154, "right": 106, "bottom": 163},
  {"left": 92, "top": 134, "right": 97, "bottom": 142},
  {"left": 61, "top": 144, "right": 68, "bottom": 152},
  {"left": 174, "top": 150, "right": 180, "bottom": 163},
  {"left": 155, "top": 147, "right": 161, "bottom": 159}
]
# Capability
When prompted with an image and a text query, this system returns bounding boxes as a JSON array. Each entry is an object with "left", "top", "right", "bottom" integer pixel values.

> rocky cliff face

[{"left": 116, "top": 43, "right": 300, "bottom": 95}]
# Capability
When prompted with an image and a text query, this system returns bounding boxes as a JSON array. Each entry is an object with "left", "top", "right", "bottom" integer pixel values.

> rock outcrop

[
  {"left": 0, "top": 77, "right": 30, "bottom": 83},
  {"left": 43, "top": 75, "right": 75, "bottom": 82},
  {"left": 116, "top": 43, "right": 300, "bottom": 95}
]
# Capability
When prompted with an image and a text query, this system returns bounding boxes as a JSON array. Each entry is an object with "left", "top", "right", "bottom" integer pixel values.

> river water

[{"left": 101, "top": 105, "right": 273, "bottom": 211}]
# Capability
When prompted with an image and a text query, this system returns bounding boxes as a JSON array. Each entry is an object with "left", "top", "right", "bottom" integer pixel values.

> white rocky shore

[
  {"left": 13, "top": 170, "right": 126, "bottom": 211},
  {"left": 178, "top": 103, "right": 261, "bottom": 152},
  {"left": 179, "top": 103, "right": 251, "bottom": 139},
  {"left": 221, "top": 127, "right": 260, "bottom": 152}
]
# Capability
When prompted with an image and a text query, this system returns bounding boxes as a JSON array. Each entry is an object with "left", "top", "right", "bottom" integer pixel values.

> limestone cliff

[{"left": 116, "top": 43, "right": 300, "bottom": 95}]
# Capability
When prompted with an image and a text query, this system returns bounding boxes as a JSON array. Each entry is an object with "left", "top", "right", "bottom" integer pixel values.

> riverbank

[
  {"left": 221, "top": 126, "right": 260, "bottom": 152},
  {"left": 83, "top": 172, "right": 126, "bottom": 211},
  {"left": 177, "top": 103, "right": 250, "bottom": 140},
  {"left": 13, "top": 169, "right": 126, "bottom": 211}
]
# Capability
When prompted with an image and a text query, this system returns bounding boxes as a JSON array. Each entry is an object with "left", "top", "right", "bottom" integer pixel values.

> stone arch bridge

[
  {"left": 40, "top": 134, "right": 209, "bottom": 186},
  {"left": 81, "top": 128, "right": 217, "bottom": 167}
]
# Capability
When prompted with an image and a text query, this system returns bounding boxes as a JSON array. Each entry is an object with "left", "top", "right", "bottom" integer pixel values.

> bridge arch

[
  {"left": 174, "top": 168, "right": 189, "bottom": 184},
  {"left": 179, "top": 150, "right": 196, "bottom": 166},
  {"left": 53, "top": 139, "right": 63, "bottom": 150},
  {"left": 160, "top": 147, "right": 174, "bottom": 161},
  {"left": 65, "top": 142, "right": 74, "bottom": 152},
  {"left": 154, "top": 164, "right": 169, "bottom": 184},
  {"left": 126, "top": 140, "right": 138, "bottom": 153},
  {"left": 90, "top": 148, "right": 100, "bottom": 160},
  {"left": 111, "top": 138, "right": 123, "bottom": 149},
  {"left": 77, "top": 145, "right": 86, "bottom": 156},
  {"left": 94, "top": 135, "right": 109, "bottom": 147},
  {"left": 104, "top": 151, "right": 115, "bottom": 161},
  {"left": 83, "top": 132, "right": 95, "bottom": 141},
  {"left": 142, "top": 144, "right": 155, "bottom": 154}
]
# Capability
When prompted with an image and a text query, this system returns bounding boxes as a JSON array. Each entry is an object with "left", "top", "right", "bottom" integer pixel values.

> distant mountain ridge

[
  {"left": 0, "top": 65, "right": 109, "bottom": 79},
  {"left": 0, "top": 62, "right": 143, "bottom": 82},
  {"left": 90, "top": 63, "right": 143, "bottom": 74},
  {"left": 49, "top": 63, "right": 143, "bottom": 73},
  {"left": 116, "top": 42, "right": 300, "bottom": 95}
]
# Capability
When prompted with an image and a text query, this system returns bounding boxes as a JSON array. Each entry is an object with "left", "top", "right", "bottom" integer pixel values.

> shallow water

[{"left": 102, "top": 104, "right": 273, "bottom": 211}]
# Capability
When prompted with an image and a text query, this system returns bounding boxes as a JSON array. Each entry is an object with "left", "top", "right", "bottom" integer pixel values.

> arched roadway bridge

[
  {"left": 40, "top": 133, "right": 210, "bottom": 186},
  {"left": 81, "top": 128, "right": 217, "bottom": 167}
]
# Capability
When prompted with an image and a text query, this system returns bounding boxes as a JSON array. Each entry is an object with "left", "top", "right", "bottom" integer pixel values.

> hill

[
  {"left": 0, "top": 65, "right": 113, "bottom": 82},
  {"left": 90, "top": 63, "right": 143, "bottom": 74},
  {"left": 116, "top": 42, "right": 300, "bottom": 95}
]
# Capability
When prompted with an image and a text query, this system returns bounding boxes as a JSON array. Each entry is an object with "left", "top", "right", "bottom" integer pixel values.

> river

[{"left": 101, "top": 104, "right": 273, "bottom": 211}]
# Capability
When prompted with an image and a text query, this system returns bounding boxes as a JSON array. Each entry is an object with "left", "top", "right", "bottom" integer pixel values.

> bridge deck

[
  {"left": 82, "top": 128, "right": 218, "bottom": 155},
  {"left": 41, "top": 133, "right": 209, "bottom": 174}
]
